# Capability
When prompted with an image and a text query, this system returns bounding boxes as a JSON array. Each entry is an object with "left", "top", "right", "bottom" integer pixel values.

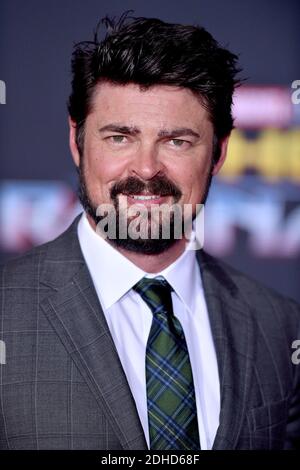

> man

[{"left": 0, "top": 14, "right": 300, "bottom": 450}]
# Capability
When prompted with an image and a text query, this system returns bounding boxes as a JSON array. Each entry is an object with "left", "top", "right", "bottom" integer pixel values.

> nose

[{"left": 129, "top": 142, "right": 164, "bottom": 180}]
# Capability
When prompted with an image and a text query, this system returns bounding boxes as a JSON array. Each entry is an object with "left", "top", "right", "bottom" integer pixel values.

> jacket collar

[
  {"left": 40, "top": 214, "right": 148, "bottom": 450},
  {"left": 196, "top": 250, "right": 255, "bottom": 449}
]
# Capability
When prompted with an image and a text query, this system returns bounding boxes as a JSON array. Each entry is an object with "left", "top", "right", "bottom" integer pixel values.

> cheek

[
  {"left": 180, "top": 162, "right": 212, "bottom": 199},
  {"left": 84, "top": 148, "right": 126, "bottom": 188},
  {"left": 83, "top": 158, "right": 133, "bottom": 206},
  {"left": 173, "top": 161, "right": 206, "bottom": 189}
]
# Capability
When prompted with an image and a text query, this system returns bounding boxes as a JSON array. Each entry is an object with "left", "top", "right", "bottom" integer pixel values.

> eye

[
  {"left": 107, "top": 135, "right": 127, "bottom": 144},
  {"left": 170, "top": 139, "right": 191, "bottom": 148}
]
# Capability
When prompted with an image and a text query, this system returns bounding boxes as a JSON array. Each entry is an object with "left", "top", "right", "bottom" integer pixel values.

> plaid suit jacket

[{"left": 0, "top": 214, "right": 300, "bottom": 449}]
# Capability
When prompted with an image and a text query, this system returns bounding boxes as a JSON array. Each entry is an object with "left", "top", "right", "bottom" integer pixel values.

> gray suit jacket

[{"left": 0, "top": 214, "right": 300, "bottom": 450}]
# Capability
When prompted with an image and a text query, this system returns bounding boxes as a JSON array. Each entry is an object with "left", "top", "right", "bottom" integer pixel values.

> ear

[
  {"left": 68, "top": 117, "right": 80, "bottom": 167},
  {"left": 212, "top": 135, "right": 230, "bottom": 176}
]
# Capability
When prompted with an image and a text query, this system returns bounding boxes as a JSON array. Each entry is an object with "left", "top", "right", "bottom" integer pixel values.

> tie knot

[{"left": 133, "top": 276, "right": 173, "bottom": 315}]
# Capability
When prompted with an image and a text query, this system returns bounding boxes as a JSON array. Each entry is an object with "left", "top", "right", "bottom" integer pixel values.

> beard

[{"left": 77, "top": 161, "right": 213, "bottom": 255}]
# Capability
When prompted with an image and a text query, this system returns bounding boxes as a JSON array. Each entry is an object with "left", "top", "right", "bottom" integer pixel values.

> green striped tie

[{"left": 133, "top": 276, "right": 201, "bottom": 450}]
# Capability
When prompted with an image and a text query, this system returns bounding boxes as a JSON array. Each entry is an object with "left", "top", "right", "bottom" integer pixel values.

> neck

[{"left": 87, "top": 214, "right": 189, "bottom": 273}]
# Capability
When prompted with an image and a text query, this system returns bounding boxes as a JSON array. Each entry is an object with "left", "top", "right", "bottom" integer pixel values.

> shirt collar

[{"left": 77, "top": 212, "right": 202, "bottom": 312}]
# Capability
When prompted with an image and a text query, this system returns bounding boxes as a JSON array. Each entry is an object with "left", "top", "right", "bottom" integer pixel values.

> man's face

[{"left": 69, "top": 82, "right": 228, "bottom": 253}]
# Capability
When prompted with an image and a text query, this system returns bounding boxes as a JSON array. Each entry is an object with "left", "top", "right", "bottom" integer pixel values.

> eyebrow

[
  {"left": 98, "top": 124, "right": 140, "bottom": 135},
  {"left": 98, "top": 124, "right": 200, "bottom": 139}
]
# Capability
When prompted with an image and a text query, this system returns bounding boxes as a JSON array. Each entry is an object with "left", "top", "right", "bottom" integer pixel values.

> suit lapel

[
  {"left": 197, "top": 251, "right": 256, "bottom": 449},
  {"left": 39, "top": 216, "right": 147, "bottom": 450}
]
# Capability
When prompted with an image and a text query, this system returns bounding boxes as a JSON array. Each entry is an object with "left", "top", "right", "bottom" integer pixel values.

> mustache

[{"left": 110, "top": 176, "right": 182, "bottom": 202}]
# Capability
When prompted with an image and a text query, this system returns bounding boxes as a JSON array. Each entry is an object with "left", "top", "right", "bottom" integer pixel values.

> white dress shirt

[{"left": 77, "top": 212, "right": 220, "bottom": 449}]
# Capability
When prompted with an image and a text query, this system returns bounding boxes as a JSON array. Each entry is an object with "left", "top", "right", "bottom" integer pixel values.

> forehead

[{"left": 89, "top": 81, "right": 211, "bottom": 128}]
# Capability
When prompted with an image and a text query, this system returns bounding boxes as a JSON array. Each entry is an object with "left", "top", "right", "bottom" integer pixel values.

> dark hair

[{"left": 68, "top": 11, "right": 242, "bottom": 162}]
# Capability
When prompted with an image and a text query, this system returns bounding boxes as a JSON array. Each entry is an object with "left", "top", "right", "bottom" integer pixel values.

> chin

[{"left": 107, "top": 236, "right": 180, "bottom": 255}]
